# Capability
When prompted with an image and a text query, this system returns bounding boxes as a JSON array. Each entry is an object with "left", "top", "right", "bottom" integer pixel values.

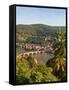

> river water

[
  {"left": 16, "top": 48, "right": 54, "bottom": 64},
  {"left": 32, "top": 53, "right": 54, "bottom": 64}
]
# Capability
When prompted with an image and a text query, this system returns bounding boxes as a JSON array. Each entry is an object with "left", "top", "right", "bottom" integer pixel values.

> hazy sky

[{"left": 16, "top": 6, "right": 66, "bottom": 26}]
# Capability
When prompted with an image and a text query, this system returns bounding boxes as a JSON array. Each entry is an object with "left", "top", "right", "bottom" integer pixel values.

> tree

[
  {"left": 16, "top": 57, "right": 31, "bottom": 84},
  {"left": 30, "top": 64, "right": 58, "bottom": 82},
  {"left": 46, "top": 31, "right": 66, "bottom": 80}
]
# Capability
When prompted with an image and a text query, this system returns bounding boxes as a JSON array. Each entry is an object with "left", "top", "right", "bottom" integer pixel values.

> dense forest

[{"left": 16, "top": 24, "right": 66, "bottom": 84}]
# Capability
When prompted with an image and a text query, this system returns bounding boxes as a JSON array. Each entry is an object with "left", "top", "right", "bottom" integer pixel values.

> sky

[{"left": 16, "top": 6, "right": 66, "bottom": 26}]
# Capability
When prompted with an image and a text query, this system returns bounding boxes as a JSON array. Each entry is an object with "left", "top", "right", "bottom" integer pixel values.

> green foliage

[
  {"left": 16, "top": 24, "right": 66, "bottom": 44},
  {"left": 16, "top": 58, "right": 31, "bottom": 84},
  {"left": 46, "top": 31, "right": 66, "bottom": 80},
  {"left": 30, "top": 64, "right": 58, "bottom": 82},
  {"left": 16, "top": 55, "right": 59, "bottom": 84},
  {"left": 16, "top": 24, "right": 65, "bottom": 37},
  {"left": 30, "top": 71, "right": 43, "bottom": 82}
]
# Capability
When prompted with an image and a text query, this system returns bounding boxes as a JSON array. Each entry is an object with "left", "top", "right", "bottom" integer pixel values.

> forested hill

[{"left": 16, "top": 24, "right": 66, "bottom": 37}]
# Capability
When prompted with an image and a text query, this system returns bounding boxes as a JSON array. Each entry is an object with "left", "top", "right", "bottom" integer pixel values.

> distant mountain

[{"left": 16, "top": 24, "right": 66, "bottom": 37}]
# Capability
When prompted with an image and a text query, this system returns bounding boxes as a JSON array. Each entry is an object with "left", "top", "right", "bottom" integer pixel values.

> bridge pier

[{"left": 22, "top": 51, "right": 45, "bottom": 57}]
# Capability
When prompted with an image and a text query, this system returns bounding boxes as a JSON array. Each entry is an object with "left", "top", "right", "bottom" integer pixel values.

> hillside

[
  {"left": 16, "top": 24, "right": 66, "bottom": 36},
  {"left": 16, "top": 24, "right": 66, "bottom": 44}
]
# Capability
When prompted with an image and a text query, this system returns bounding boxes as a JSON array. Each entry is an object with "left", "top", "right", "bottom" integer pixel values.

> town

[{"left": 16, "top": 42, "right": 54, "bottom": 54}]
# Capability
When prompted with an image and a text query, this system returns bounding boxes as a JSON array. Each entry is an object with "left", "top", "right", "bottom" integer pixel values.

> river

[
  {"left": 16, "top": 48, "right": 54, "bottom": 64},
  {"left": 32, "top": 53, "right": 54, "bottom": 64}
]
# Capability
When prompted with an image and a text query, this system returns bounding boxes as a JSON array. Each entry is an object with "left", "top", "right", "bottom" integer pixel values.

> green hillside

[
  {"left": 16, "top": 24, "right": 66, "bottom": 44},
  {"left": 16, "top": 24, "right": 66, "bottom": 36}
]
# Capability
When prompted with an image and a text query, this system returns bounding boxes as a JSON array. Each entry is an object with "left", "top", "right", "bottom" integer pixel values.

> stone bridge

[{"left": 22, "top": 51, "right": 45, "bottom": 57}]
